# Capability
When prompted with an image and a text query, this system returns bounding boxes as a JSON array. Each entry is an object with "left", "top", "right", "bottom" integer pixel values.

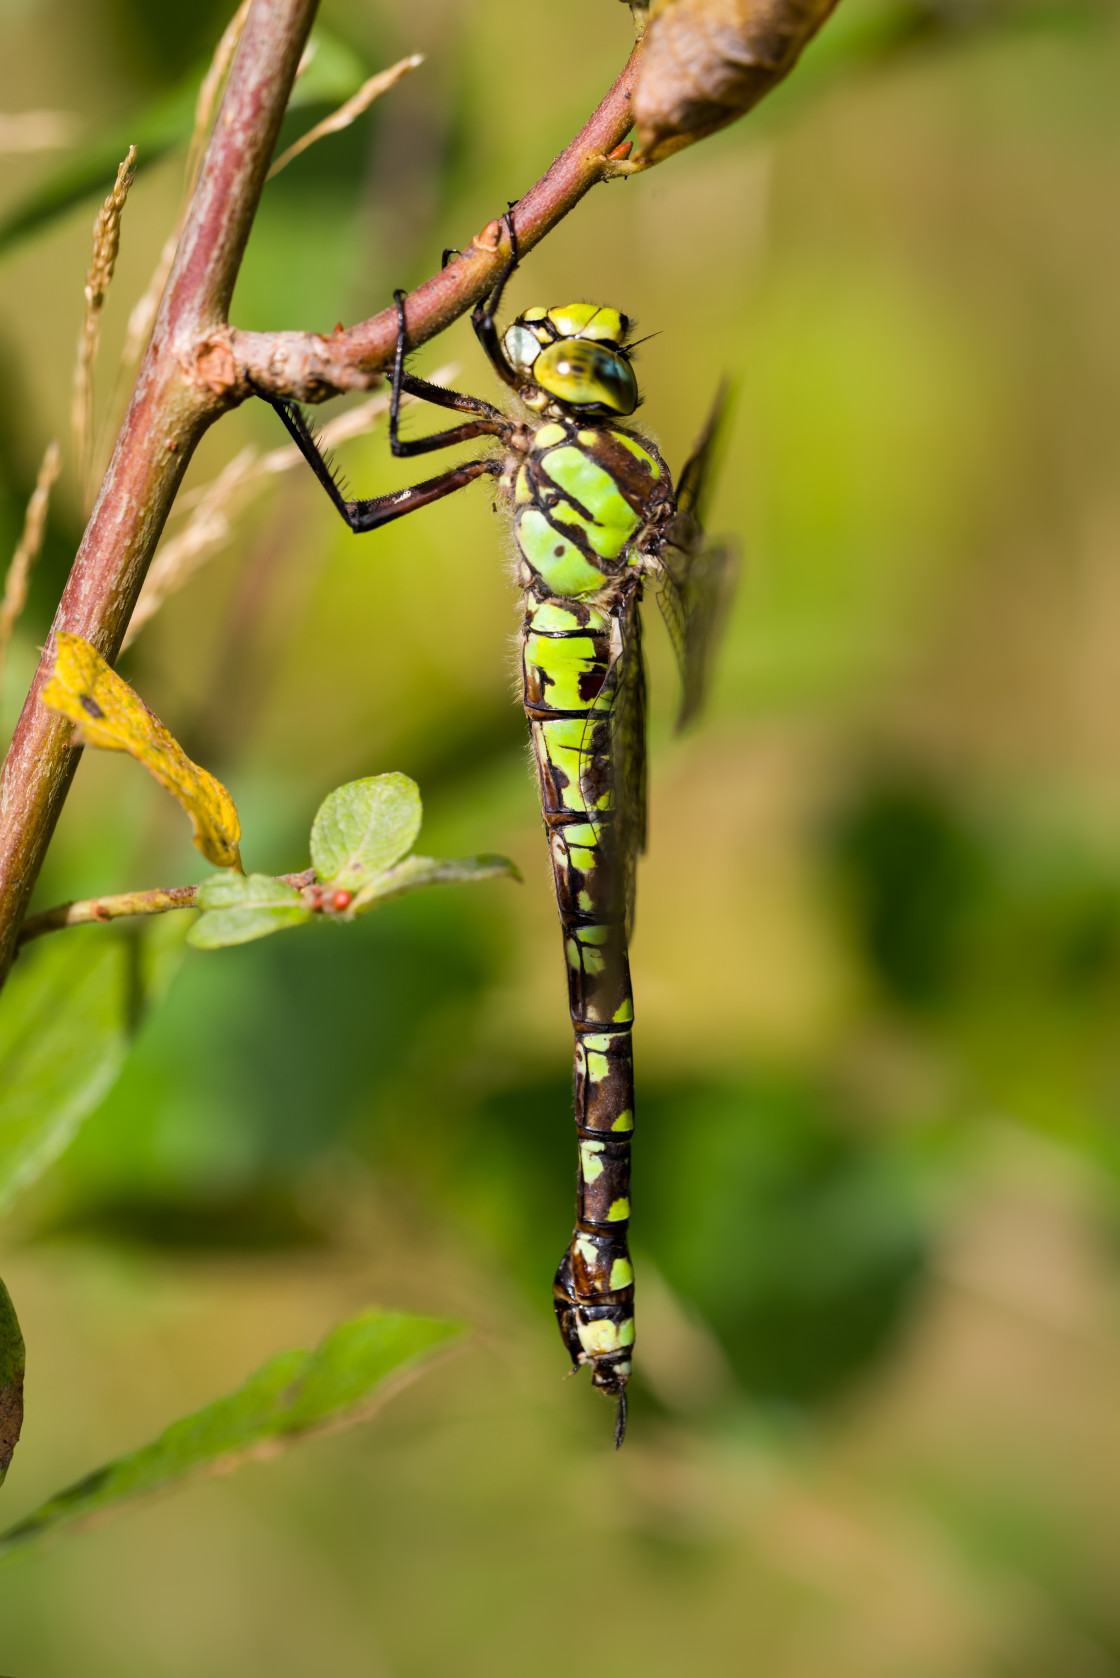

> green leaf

[
  {"left": 188, "top": 874, "right": 310, "bottom": 950},
  {"left": 311, "top": 774, "right": 423, "bottom": 888},
  {"left": 0, "top": 934, "right": 131, "bottom": 1218},
  {"left": 351, "top": 853, "right": 521, "bottom": 913},
  {"left": 0, "top": 1308, "right": 462, "bottom": 1556},
  {"left": 0, "top": 1280, "right": 24, "bottom": 1491}
]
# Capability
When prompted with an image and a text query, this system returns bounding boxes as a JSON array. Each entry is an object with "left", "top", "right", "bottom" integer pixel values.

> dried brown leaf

[{"left": 634, "top": 0, "right": 840, "bottom": 162}]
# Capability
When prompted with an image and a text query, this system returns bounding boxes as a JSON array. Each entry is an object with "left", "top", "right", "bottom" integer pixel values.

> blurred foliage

[
  {"left": 2, "top": 0, "right": 1120, "bottom": 1671},
  {"left": 0, "top": 26, "right": 370, "bottom": 255},
  {"left": 0, "top": 1307, "right": 461, "bottom": 1555}
]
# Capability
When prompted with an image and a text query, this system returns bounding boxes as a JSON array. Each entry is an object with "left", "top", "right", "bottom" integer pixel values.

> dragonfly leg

[
  {"left": 389, "top": 289, "right": 507, "bottom": 459},
  {"left": 265, "top": 394, "right": 499, "bottom": 533},
  {"left": 267, "top": 395, "right": 353, "bottom": 522},
  {"left": 471, "top": 208, "right": 521, "bottom": 389},
  {"left": 346, "top": 457, "right": 500, "bottom": 533}
]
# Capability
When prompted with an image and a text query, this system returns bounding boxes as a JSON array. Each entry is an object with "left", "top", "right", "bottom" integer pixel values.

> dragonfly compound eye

[
  {"left": 502, "top": 322, "right": 543, "bottom": 377},
  {"left": 533, "top": 339, "right": 638, "bottom": 415}
]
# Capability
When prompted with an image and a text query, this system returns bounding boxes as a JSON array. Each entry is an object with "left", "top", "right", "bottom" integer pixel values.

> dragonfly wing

[
  {"left": 580, "top": 582, "right": 647, "bottom": 939},
  {"left": 656, "top": 380, "right": 738, "bottom": 730},
  {"left": 656, "top": 536, "right": 737, "bottom": 729},
  {"left": 676, "top": 379, "right": 732, "bottom": 530},
  {"left": 614, "top": 594, "right": 648, "bottom": 938}
]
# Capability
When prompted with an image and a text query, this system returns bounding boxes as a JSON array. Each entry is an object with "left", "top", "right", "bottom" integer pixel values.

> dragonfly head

[{"left": 502, "top": 304, "right": 639, "bottom": 417}]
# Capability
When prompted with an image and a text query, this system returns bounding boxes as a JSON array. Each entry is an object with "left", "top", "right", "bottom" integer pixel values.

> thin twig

[
  {"left": 72, "top": 146, "right": 136, "bottom": 504},
  {"left": 0, "top": 441, "right": 61, "bottom": 694},
  {"left": 222, "top": 41, "right": 647, "bottom": 403},
  {"left": 267, "top": 54, "right": 422, "bottom": 179},
  {"left": 18, "top": 869, "right": 318, "bottom": 946}
]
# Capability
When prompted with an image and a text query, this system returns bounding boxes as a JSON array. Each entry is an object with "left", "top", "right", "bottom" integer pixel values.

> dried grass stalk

[
  {"left": 267, "top": 54, "right": 423, "bottom": 179},
  {"left": 71, "top": 146, "right": 136, "bottom": 503},
  {"left": 0, "top": 440, "right": 62, "bottom": 685}
]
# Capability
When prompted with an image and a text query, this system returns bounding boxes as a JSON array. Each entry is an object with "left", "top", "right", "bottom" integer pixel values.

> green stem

[{"left": 18, "top": 870, "right": 317, "bottom": 947}]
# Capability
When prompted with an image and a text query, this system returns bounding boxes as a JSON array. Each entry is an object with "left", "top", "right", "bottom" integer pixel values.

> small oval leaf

[
  {"left": 350, "top": 852, "right": 521, "bottom": 912},
  {"left": 310, "top": 774, "right": 422, "bottom": 886},
  {"left": 188, "top": 874, "right": 309, "bottom": 949}
]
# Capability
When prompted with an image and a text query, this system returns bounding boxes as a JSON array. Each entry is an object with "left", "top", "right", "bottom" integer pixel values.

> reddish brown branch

[
  {"left": 0, "top": 0, "right": 317, "bottom": 988},
  {"left": 221, "top": 43, "right": 646, "bottom": 403}
]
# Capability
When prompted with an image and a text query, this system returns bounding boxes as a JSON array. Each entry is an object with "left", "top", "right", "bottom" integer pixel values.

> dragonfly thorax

[
  {"left": 502, "top": 304, "right": 638, "bottom": 418},
  {"left": 511, "top": 415, "right": 668, "bottom": 598}
]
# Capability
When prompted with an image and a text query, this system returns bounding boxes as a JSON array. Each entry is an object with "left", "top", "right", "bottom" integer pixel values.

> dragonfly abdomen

[{"left": 521, "top": 592, "right": 636, "bottom": 1418}]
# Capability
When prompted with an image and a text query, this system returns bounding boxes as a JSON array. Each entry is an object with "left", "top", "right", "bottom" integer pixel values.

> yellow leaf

[{"left": 41, "top": 632, "right": 242, "bottom": 870}]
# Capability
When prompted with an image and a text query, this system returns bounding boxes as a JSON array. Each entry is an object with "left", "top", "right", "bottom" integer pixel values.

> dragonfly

[{"left": 262, "top": 221, "right": 733, "bottom": 1444}]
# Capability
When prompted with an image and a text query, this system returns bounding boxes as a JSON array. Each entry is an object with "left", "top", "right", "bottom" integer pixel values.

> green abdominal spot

[
  {"left": 577, "top": 1317, "right": 635, "bottom": 1357},
  {"left": 580, "top": 1141, "right": 605, "bottom": 1181},
  {"left": 529, "top": 599, "right": 610, "bottom": 636},
  {"left": 524, "top": 632, "right": 610, "bottom": 712},
  {"left": 579, "top": 924, "right": 610, "bottom": 945},
  {"left": 582, "top": 1031, "right": 621, "bottom": 1054},
  {"left": 539, "top": 718, "right": 612, "bottom": 813}
]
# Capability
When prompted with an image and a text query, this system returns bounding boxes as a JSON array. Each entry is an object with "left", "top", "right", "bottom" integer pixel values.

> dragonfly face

[{"left": 501, "top": 304, "right": 639, "bottom": 417}]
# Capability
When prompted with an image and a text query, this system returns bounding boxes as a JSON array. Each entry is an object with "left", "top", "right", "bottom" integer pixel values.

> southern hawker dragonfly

[{"left": 262, "top": 220, "right": 733, "bottom": 1444}]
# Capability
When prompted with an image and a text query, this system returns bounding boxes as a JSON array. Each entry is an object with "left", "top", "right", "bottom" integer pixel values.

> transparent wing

[
  {"left": 676, "top": 379, "right": 731, "bottom": 531},
  {"left": 655, "top": 382, "right": 738, "bottom": 729},
  {"left": 656, "top": 536, "right": 737, "bottom": 728},
  {"left": 580, "top": 581, "right": 647, "bottom": 939}
]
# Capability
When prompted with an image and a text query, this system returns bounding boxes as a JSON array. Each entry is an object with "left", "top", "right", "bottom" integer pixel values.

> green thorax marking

[{"left": 513, "top": 417, "right": 667, "bottom": 600}]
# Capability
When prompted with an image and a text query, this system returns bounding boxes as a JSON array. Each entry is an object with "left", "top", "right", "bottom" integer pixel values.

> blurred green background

[{"left": 4, "top": 0, "right": 1120, "bottom": 1671}]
